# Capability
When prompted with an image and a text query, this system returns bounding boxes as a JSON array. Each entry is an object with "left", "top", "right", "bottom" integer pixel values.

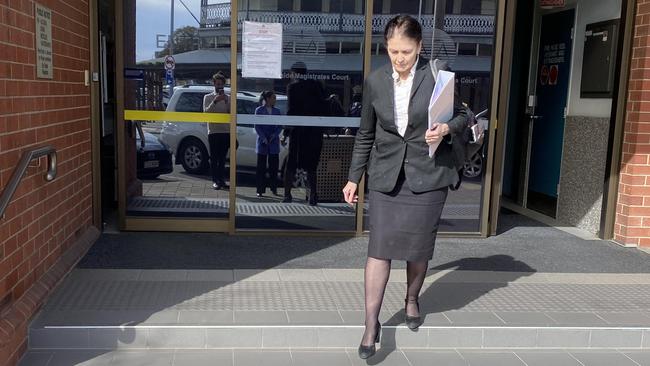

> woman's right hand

[{"left": 342, "top": 181, "right": 358, "bottom": 205}]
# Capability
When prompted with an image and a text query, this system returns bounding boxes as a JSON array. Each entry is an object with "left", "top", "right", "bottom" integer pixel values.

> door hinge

[{"left": 493, "top": 118, "right": 498, "bottom": 130}]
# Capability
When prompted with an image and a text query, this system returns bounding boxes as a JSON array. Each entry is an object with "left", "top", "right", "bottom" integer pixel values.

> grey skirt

[{"left": 368, "top": 173, "right": 448, "bottom": 262}]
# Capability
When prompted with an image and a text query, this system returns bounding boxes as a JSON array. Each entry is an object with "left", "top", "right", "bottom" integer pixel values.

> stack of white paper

[{"left": 428, "top": 70, "right": 455, "bottom": 158}]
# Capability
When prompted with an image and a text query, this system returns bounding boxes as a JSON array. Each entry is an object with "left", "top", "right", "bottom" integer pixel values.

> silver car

[{"left": 159, "top": 85, "right": 288, "bottom": 175}]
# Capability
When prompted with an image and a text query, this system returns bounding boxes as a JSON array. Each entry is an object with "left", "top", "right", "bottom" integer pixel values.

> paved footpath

[{"left": 19, "top": 268, "right": 650, "bottom": 366}]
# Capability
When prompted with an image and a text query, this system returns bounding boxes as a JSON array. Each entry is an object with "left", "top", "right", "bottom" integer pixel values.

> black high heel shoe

[
  {"left": 405, "top": 298, "right": 423, "bottom": 330},
  {"left": 358, "top": 323, "right": 381, "bottom": 359}
]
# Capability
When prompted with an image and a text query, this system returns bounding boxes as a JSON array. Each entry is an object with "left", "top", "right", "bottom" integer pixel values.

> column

[{"left": 615, "top": 2, "right": 650, "bottom": 247}]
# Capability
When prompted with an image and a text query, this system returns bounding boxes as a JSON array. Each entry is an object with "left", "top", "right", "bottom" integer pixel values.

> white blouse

[{"left": 391, "top": 58, "right": 418, "bottom": 137}]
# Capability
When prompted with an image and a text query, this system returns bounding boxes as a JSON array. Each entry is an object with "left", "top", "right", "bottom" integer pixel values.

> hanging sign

[
  {"left": 242, "top": 21, "right": 283, "bottom": 79},
  {"left": 35, "top": 3, "right": 53, "bottom": 79},
  {"left": 540, "top": 0, "right": 565, "bottom": 8}
]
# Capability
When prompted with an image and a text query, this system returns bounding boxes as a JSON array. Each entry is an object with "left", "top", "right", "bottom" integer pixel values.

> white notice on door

[{"left": 242, "top": 21, "right": 283, "bottom": 79}]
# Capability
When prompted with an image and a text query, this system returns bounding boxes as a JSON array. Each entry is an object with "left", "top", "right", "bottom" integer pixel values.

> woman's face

[
  {"left": 267, "top": 94, "right": 276, "bottom": 106},
  {"left": 386, "top": 31, "right": 422, "bottom": 76}
]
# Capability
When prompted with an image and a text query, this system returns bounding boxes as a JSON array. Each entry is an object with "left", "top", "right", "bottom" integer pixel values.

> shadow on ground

[{"left": 369, "top": 255, "right": 535, "bottom": 364}]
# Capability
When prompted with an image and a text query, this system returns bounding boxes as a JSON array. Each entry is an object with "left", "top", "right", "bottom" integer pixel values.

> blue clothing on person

[{"left": 254, "top": 105, "right": 283, "bottom": 155}]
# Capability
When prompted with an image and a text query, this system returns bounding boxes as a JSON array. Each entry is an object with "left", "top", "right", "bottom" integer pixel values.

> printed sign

[
  {"left": 242, "top": 21, "right": 283, "bottom": 79},
  {"left": 165, "top": 69, "right": 174, "bottom": 85},
  {"left": 549, "top": 65, "right": 559, "bottom": 85},
  {"left": 35, "top": 3, "right": 53, "bottom": 79},
  {"left": 540, "top": 65, "right": 549, "bottom": 86}
]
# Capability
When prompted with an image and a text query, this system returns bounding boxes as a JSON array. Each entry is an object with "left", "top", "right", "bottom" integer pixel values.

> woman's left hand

[{"left": 425, "top": 123, "right": 450, "bottom": 145}]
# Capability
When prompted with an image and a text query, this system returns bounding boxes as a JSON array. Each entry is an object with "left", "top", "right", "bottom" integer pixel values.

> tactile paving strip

[{"left": 44, "top": 278, "right": 650, "bottom": 314}]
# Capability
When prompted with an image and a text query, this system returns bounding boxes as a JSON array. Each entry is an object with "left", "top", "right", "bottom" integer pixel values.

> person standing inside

[
  {"left": 282, "top": 62, "right": 326, "bottom": 206},
  {"left": 342, "top": 15, "right": 468, "bottom": 359},
  {"left": 203, "top": 71, "right": 231, "bottom": 190},
  {"left": 254, "top": 90, "right": 282, "bottom": 197}
]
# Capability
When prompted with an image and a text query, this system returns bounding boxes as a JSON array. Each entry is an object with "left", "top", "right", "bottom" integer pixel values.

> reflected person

[
  {"left": 282, "top": 62, "right": 326, "bottom": 206},
  {"left": 254, "top": 90, "right": 282, "bottom": 197},
  {"left": 342, "top": 15, "right": 468, "bottom": 359},
  {"left": 203, "top": 71, "right": 231, "bottom": 190}
]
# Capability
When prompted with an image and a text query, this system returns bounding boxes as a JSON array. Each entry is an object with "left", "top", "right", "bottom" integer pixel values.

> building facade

[{"left": 1, "top": 0, "right": 650, "bottom": 364}]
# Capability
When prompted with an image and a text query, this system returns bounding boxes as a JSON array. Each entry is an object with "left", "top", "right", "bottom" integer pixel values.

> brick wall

[
  {"left": 0, "top": 0, "right": 93, "bottom": 364},
  {"left": 616, "top": 0, "right": 650, "bottom": 247}
]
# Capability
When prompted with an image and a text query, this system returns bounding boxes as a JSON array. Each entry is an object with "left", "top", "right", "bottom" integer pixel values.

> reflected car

[
  {"left": 159, "top": 85, "right": 288, "bottom": 175},
  {"left": 136, "top": 129, "right": 173, "bottom": 179}
]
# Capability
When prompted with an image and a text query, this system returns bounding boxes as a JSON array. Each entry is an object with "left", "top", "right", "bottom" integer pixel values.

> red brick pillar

[{"left": 616, "top": 1, "right": 650, "bottom": 247}]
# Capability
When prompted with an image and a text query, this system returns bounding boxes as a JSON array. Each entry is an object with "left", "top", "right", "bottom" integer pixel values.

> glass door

[
  {"left": 116, "top": 0, "right": 234, "bottom": 231},
  {"left": 231, "top": 0, "right": 367, "bottom": 231},
  {"left": 365, "top": 0, "right": 499, "bottom": 234}
]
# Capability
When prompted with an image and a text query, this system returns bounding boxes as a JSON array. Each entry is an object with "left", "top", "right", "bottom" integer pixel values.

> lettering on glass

[{"left": 35, "top": 3, "right": 53, "bottom": 79}]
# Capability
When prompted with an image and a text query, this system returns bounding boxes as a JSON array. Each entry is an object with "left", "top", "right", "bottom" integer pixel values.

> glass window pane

[
  {"left": 234, "top": 1, "right": 366, "bottom": 231},
  {"left": 461, "top": 0, "right": 483, "bottom": 15},
  {"left": 365, "top": 0, "right": 496, "bottom": 233},
  {"left": 278, "top": 0, "right": 293, "bottom": 11},
  {"left": 175, "top": 92, "right": 209, "bottom": 112},
  {"left": 301, "top": 1, "right": 321, "bottom": 12},
  {"left": 122, "top": 0, "right": 233, "bottom": 219},
  {"left": 458, "top": 43, "right": 477, "bottom": 56}
]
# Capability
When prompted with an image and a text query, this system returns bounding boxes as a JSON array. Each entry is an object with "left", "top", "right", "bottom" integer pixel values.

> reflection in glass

[
  {"left": 254, "top": 91, "right": 282, "bottom": 197},
  {"left": 364, "top": 0, "right": 496, "bottom": 233},
  {"left": 232, "top": 0, "right": 365, "bottom": 231},
  {"left": 123, "top": 0, "right": 233, "bottom": 218}
]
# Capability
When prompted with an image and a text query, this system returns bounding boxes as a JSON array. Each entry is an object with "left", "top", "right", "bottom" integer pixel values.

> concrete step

[
  {"left": 28, "top": 323, "right": 650, "bottom": 350},
  {"left": 27, "top": 269, "right": 650, "bottom": 352},
  {"left": 18, "top": 348, "right": 650, "bottom": 366}
]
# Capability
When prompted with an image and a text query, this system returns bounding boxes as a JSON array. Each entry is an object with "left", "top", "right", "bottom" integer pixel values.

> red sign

[
  {"left": 540, "top": 65, "right": 549, "bottom": 86},
  {"left": 164, "top": 55, "right": 175, "bottom": 70},
  {"left": 549, "top": 65, "right": 559, "bottom": 85},
  {"left": 540, "top": 0, "right": 565, "bottom": 8}
]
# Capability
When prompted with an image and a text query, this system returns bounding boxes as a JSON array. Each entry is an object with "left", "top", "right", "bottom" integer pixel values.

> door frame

[
  {"left": 481, "top": 0, "right": 508, "bottom": 237},
  {"left": 524, "top": 6, "right": 576, "bottom": 217},
  {"left": 113, "top": 0, "right": 232, "bottom": 232},
  {"left": 104, "top": 0, "right": 507, "bottom": 236},
  {"left": 90, "top": 0, "right": 102, "bottom": 230},
  {"left": 600, "top": 0, "right": 635, "bottom": 240},
  {"left": 490, "top": 0, "right": 635, "bottom": 239},
  {"left": 489, "top": 0, "right": 517, "bottom": 235}
]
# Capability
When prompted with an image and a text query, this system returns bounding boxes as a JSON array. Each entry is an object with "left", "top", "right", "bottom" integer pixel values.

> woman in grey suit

[{"left": 342, "top": 15, "right": 468, "bottom": 359}]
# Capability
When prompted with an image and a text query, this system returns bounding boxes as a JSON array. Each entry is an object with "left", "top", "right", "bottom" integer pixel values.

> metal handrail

[{"left": 0, "top": 146, "right": 57, "bottom": 219}]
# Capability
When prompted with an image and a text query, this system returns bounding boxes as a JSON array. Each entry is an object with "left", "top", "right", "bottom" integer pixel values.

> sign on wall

[
  {"left": 540, "top": 0, "right": 566, "bottom": 9},
  {"left": 242, "top": 21, "right": 282, "bottom": 79},
  {"left": 35, "top": 3, "right": 53, "bottom": 79}
]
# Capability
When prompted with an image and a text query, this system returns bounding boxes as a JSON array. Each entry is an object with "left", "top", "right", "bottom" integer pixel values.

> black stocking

[
  {"left": 361, "top": 256, "right": 391, "bottom": 345},
  {"left": 405, "top": 261, "right": 428, "bottom": 317}
]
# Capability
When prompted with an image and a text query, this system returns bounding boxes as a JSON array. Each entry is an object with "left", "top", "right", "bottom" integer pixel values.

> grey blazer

[{"left": 347, "top": 57, "right": 468, "bottom": 193}]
